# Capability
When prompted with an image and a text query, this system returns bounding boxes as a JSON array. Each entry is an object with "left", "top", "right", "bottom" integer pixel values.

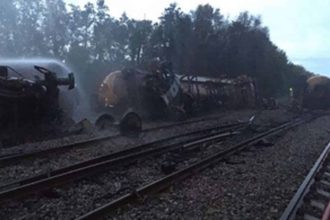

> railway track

[
  {"left": 0, "top": 114, "right": 232, "bottom": 167},
  {"left": 75, "top": 116, "right": 312, "bottom": 219},
  {"left": 0, "top": 121, "right": 245, "bottom": 202},
  {"left": 280, "top": 141, "right": 330, "bottom": 220}
]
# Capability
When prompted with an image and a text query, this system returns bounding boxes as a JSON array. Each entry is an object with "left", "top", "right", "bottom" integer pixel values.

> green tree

[{"left": 0, "top": 0, "right": 314, "bottom": 98}]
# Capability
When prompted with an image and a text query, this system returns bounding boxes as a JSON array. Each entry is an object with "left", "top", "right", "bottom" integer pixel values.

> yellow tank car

[
  {"left": 96, "top": 66, "right": 188, "bottom": 127},
  {"left": 98, "top": 70, "right": 129, "bottom": 107},
  {"left": 96, "top": 69, "right": 147, "bottom": 134}
]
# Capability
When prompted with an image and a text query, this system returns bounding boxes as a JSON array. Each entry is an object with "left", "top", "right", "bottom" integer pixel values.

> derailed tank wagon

[
  {"left": 96, "top": 65, "right": 189, "bottom": 133},
  {"left": 96, "top": 61, "right": 258, "bottom": 134},
  {"left": 302, "top": 75, "right": 330, "bottom": 110},
  {"left": 0, "top": 60, "right": 76, "bottom": 139},
  {"left": 179, "top": 74, "right": 257, "bottom": 111}
]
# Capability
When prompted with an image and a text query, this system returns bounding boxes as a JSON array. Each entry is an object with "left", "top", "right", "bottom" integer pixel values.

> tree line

[{"left": 0, "top": 0, "right": 312, "bottom": 97}]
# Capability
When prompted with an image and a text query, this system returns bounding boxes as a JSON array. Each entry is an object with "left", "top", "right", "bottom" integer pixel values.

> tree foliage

[{"left": 0, "top": 0, "right": 313, "bottom": 96}]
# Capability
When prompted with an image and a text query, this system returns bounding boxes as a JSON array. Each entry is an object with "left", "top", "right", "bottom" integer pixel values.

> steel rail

[
  {"left": 0, "top": 123, "right": 244, "bottom": 202},
  {"left": 0, "top": 115, "right": 233, "bottom": 166},
  {"left": 77, "top": 118, "right": 307, "bottom": 220},
  {"left": 280, "top": 142, "right": 330, "bottom": 220},
  {"left": 0, "top": 122, "right": 242, "bottom": 191}
]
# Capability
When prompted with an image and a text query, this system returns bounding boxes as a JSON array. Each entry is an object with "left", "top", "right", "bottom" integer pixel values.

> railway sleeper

[
  {"left": 297, "top": 203, "right": 323, "bottom": 219},
  {"left": 315, "top": 188, "right": 330, "bottom": 199},
  {"left": 319, "top": 180, "right": 330, "bottom": 187},
  {"left": 306, "top": 189, "right": 329, "bottom": 204},
  {"left": 303, "top": 213, "right": 322, "bottom": 220}
]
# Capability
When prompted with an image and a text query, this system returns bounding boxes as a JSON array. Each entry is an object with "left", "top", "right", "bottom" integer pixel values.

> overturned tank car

[
  {"left": 303, "top": 75, "right": 330, "bottom": 110},
  {"left": 0, "top": 60, "right": 76, "bottom": 135},
  {"left": 179, "top": 74, "right": 257, "bottom": 111},
  {"left": 96, "top": 64, "right": 189, "bottom": 133}
]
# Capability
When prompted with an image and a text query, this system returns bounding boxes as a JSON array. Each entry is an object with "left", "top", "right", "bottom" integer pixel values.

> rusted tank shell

[
  {"left": 179, "top": 74, "right": 256, "bottom": 109},
  {"left": 98, "top": 69, "right": 149, "bottom": 109},
  {"left": 98, "top": 71, "right": 128, "bottom": 107},
  {"left": 303, "top": 75, "right": 330, "bottom": 109},
  {"left": 306, "top": 76, "right": 330, "bottom": 91},
  {"left": 98, "top": 68, "right": 187, "bottom": 120}
]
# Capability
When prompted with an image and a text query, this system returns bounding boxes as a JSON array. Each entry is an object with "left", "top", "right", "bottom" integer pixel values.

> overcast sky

[{"left": 66, "top": 0, "right": 329, "bottom": 76}]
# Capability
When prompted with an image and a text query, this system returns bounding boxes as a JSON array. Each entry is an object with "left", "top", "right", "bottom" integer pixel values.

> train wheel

[
  {"left": 95, "top": 114, "right": 115, "bottom": 130},
  {"left": 119, "top": 112, "right": 142, "bottom": 136}
]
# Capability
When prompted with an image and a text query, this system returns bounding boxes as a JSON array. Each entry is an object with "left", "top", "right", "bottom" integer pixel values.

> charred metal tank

[
  {"left": 303, "top": 75, "right": 330, "bottom": 109},
  {"left": 0, "top": 60, "right": 76, "bottom": 130},
  {"left": 179, "top": 74, "right": 257, "bottom": 110},
  {"left": 97, "top": 64, "right": 188, "bottom": 133}
]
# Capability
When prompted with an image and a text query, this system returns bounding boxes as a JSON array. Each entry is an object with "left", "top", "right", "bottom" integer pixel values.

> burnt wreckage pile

[
  {"left": 179, "top": 74, "right": 257, "bottom": 110},
  {"left": 0, "top": 60, "right": 259, "bottom": 136},
  {"left": 96, "top": 63, "right": 189, "bottom": 125},
  {"left": 96, "top": 62, "right": 258, "bottom": 132},
  {"left": 0, "top": 58, "right": 329, "bottom": 138}
]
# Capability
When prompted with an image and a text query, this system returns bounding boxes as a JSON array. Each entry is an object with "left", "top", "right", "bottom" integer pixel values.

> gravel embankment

[{"left": 108, "top": 114, "right": 330, "bottom": 220}]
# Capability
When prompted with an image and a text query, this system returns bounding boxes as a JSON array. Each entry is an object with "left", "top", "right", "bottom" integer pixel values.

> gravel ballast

[
  {"left": 0, "top": 125, "right": 255, "bottom": 219},
  {"left": 109, "top": 114, "right": 330, "bottom": 220},
  {"left": 0, "top": 109, "right": 262, "bottom": 185},
  {"left": 0, "top": 109, "right": 305, "bottom": 219}
]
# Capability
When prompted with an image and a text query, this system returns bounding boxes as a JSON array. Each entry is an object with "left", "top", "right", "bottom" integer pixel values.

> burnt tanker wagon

[
  {"left": 96, "top": 64, "right": 258, "bottom": 133},
  {"left": 303, "top": 75, "right": 330, "bottom": 110},
  {"left": 96, "top": 66, "right": 190, "bottom": 133},
  {"left": 0, "top": 60, "right": 76, "bottom": 132},
  {"left": 179, "top": 74, "right": 257, "bottom": 110}
]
